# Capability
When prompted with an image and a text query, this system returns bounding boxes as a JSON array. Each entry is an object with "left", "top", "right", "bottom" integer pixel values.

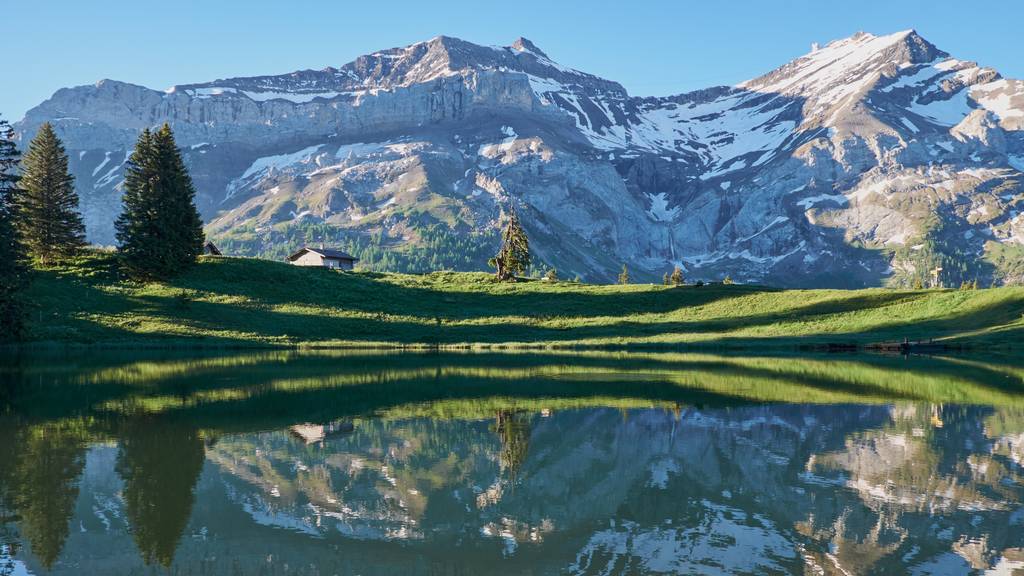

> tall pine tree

[
  {"left": 115, "top": 124, "right": 204, "bottom": 279},
  {"left": 0, "top": 115, "right": 28, "bottom": 341},
  {"left": 492, "top": 208, "right": 530, "bottom": 281},
  {"left": 618, "top": 264, "right": 630, "bottom": 285},
  {"left": 16, "top": 123, "right": 86, "bottom": 264}
]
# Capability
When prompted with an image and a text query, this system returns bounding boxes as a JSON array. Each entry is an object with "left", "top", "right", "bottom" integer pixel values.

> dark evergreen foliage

[
  {"left": 15, "top": 123, "right": 86, "bottom": 264},
  {"left": 493, "top": 209, "right": 530, "bottom": 281},
  {"left": 0, "top": 116, "right": 28, "bottom": 341},
  {"left": 115, "top": 124, "right": 204, "bottom": 279}
]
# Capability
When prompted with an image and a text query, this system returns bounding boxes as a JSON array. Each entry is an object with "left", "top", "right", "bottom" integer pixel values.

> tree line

[
  {"left": 218, "top": 221, "right": 501, "bottom": 274},
  {"left": 0, "top": 117, "right": 204, "bottom": 341}
]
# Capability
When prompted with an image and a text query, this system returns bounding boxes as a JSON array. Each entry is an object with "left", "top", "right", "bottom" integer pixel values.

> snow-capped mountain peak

[
  {"left": 15, "top": 30, "right": 1024, "bottom": 286},
  {"left": 730, "top": 29, "right": 950, "bottom": 130},
  {"left": 161, "top": 35, "right": 618, "bottom": 104},
  {"left": 509, "top": 37, "right": 548, "bottom": 58},
  {"left": 740, "top": 29, "right": 943, "bottom": 95}
]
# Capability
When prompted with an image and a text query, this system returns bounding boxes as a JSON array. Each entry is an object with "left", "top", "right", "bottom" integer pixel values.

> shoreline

[{"left": 2, "top": 336, "right": 1011, "bottom": 355}]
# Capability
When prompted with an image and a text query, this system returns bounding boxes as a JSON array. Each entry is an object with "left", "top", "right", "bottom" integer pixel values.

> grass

[{"left": 19, "top": 250, "right": 1024, "bottom": 350}]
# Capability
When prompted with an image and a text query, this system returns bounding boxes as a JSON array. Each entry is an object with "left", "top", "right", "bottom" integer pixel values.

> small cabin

[
  {"left": 203, "top": 241, "right": 222, "bottom": 256},
  {"left": 287, "top": 246, "right": 358, "bottom": 270}
]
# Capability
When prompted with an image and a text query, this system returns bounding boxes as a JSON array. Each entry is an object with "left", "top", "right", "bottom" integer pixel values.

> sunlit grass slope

[{"left": 22, "top": 251, "right": 1024, "bottom": 350}]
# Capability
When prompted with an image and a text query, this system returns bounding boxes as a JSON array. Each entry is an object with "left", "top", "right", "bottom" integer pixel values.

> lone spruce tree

[
  {"left": 115, "top": 124, "right": 204, "bottom": 278},
  {"left": 16, "top": 123, "right": 86, "bottom": 264},
  {"left": 492, "top": 208, "right": 530, "bottom": 281},
  {"left": 670, "top": 266, "right": 683, "bottom": 286},
  {"left": 618, "top": 264, "right": 630, "bottom": 285},
  {"left": 0, "top": 116, "right": 28, "bottom": 341}
]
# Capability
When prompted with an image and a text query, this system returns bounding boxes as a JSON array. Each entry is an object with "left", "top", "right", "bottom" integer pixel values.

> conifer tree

[
  {"left": 0, "top": 116, "right": 28, "bottom": 341},
  {"left": 115, "top": 124, "right": 204, "bottom": 278},
  {"left": 618, "top": 264, "right": 630, "bottom": 285},
  {"left": 662, "top": 272, "right": 670, "bottom": 285},
  {"left": 15, "top": 123, "right": 86, "bottom": 264},
  {"left": 492, "top": 208, "right": 530, "bottom": 281},
  {"left": 670, "top": 266, "right": 683, "bottom": 286}
]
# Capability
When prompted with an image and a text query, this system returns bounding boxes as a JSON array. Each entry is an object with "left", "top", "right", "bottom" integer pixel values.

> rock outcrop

[{"left": 14, "top": 31, "right": 1024, "bottom": 285}]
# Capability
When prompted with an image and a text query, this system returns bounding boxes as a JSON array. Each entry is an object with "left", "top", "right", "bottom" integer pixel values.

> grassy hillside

[{"left": 20, "top": 251, "right": 1024, "bottom": 349}]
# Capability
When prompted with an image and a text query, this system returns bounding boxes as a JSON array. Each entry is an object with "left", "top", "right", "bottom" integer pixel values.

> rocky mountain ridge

[{"left": 14, "top": 30, "right": 1024, "bottom": 286}]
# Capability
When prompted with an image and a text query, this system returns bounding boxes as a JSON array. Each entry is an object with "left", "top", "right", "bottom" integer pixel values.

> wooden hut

[{"left": 287, "top": 246, "right": 358, "bottom": 270}]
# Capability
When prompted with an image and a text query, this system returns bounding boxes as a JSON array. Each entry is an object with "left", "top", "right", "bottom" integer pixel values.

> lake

[{"left": 1, "top": 350, "right": 1023, "bottom": 575}]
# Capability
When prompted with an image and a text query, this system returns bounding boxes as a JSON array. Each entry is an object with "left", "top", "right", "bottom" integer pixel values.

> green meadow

[{"left": 20, "top": 250, "right": 1024, "bottom": 350}]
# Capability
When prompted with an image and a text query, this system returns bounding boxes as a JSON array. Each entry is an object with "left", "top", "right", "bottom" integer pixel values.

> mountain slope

[{"left": 14, "top": 31, "right": 1024, "bottom": 286}]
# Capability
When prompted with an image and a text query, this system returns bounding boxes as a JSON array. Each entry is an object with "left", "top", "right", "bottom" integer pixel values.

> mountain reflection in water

[{"left": 1, "top": 350, "right": 1023, "bottom": 575}]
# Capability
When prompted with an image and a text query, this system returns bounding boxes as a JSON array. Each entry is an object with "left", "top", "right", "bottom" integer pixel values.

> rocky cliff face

[{"left": 14, "top": 31, "right": 1024, "bottom": 285}]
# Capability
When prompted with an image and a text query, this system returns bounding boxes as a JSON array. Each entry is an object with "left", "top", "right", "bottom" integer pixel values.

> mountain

[{"left": 14, "top": 30, "right": 1024, "bottom": 286}]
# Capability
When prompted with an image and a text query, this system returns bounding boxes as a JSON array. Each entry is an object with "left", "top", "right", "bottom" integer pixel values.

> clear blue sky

[{"left": 4, "top": 0, "right": 1022, "bottom": 121}]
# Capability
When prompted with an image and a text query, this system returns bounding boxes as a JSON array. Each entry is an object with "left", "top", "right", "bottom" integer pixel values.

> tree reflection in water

[
  {"left": 115, "top": 417, "right": 205, "bottom": 567},
  {"left": 0, "top": 422, "right": 87, "bottom": 570},
  {"left": 0, "top": 350, "right": 1021, "bottom": 574},
  {"left": 493, "top": 411, "right": 533, "bottom": 482}
]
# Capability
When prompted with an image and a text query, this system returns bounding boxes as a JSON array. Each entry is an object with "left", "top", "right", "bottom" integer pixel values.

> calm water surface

[{"left": 1, "top": 350, "right": 1023, "bottom": 575}]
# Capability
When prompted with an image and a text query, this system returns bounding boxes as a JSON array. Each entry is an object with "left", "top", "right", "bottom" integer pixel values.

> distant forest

[{"left": 215, "top": 222, "right": 501, "bottom": 274}]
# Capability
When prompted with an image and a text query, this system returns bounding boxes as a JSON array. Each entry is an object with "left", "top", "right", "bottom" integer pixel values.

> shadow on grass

[
  {"left": 60, "top": 288, "right": 930, "bottom": 347},
  {"left": 25, "top": 253, "right": 1024, "bottom": 352}
]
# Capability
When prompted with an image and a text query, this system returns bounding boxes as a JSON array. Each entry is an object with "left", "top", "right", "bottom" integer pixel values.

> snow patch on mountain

[
  {"left": 225, "top": 145, "right": 325, "bottom": 200},
  {"left": 973, "top": 79, "right": 1024, "bottom": 120},
  {"left": 478, "top": 126, "right": 518, "bottom": 157},
  {"left": 909, "top": 89, "right": 972, "bottom": 126},
  {"left": 647, "top": 193, "right": 679, "bottom": 222},
  {"left": 241, "top": 90, "right": 346, "bottom": 103},
  {"left": 569, "top": 502, "right": 798, "bottom": 575},
  {"left": 797, "top": 194, "right": 848, "bottom": 209}
]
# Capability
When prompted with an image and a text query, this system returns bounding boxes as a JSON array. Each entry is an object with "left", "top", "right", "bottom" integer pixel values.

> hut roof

[{"left": 288, "top": 247, "right": 358, "bottom": 261}]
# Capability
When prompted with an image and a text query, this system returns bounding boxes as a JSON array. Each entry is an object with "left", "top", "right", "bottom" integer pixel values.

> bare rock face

[{"left": 14, "top": 31, "right": 1024, "bottom": 285}]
